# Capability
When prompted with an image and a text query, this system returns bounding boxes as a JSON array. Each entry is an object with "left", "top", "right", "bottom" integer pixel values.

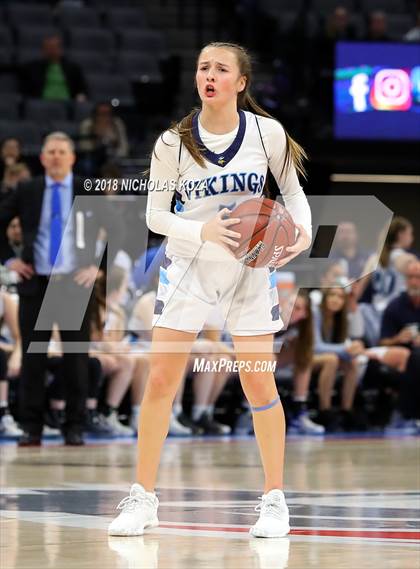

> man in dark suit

[
  {"left": 19, "top": 34, "right": 88, "bottom": 101},
  {"left": 0, "top": 132, "right": 120, "bottom": 446}
]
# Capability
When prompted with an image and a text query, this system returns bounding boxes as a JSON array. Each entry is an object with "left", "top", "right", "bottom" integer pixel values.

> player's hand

[
  {"left": 6, "top": 259, "right": 34, "bottom": 280},
  {"left": 201, "top": 208, "right": 242, "bottom": 250},
  {"left": 269, "top": 224, "right": 311, "bottom": 269},
  {"left": 74, "top": 265, "right": 99, "bottom": 288}
]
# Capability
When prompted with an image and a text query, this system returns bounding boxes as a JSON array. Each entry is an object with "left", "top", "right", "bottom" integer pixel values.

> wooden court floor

[{"left": 1, "top": 434, "right": 419, "bottom": 569}]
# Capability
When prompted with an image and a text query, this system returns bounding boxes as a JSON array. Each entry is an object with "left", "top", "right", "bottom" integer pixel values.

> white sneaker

[
  {"left": 168, "top": 413, "right": 192, "bottom": 436},
  {"left": 43, "top": 425, "right": 61, "bottom": 436},
  {"left": 108, "top": 483, "right": 159, "bottom": 536},
  {"left": 249, "top": 489, "right": 290, "bottom": 538},
  {"left": 101, "top": 411, "right": 134, "bottom": 436},
  {"left": 289, "top": 412, "right": 325, "bottom": 435},
  {"left": 0, "top": 413, "right": 23, "bottom": 437}
]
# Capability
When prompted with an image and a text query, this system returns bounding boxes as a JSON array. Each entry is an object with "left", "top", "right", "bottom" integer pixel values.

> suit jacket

[
  {"left": 0, "top": 176, "right": 123, "bottom": 295},
  {"left": 19, "top": 58, "right": 88, "bottom": 99}
]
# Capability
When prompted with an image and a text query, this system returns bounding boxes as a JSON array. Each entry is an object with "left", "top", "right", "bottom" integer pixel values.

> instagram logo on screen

[{"left": 370, "top": 68, "right": 412, "bottom": 110}]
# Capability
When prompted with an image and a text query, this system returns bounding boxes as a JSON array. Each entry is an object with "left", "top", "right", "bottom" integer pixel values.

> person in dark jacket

[
  {"left": 19, "top": 34, "right": 88, "bottom": 101},
  {"left": 0, "top": 132, "right": 122, "bottom": 446}
]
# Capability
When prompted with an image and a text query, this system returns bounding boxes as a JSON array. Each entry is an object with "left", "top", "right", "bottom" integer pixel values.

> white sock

[
  {"left": 0, "top": 401, "right": 8, "bottom": 408},
  {"left": 192, "top": 404, "right": 207, "bottom": 421},
  {"left": 132, "top": 404, "right": 140, "bottom": 416},
  {"left": 293, "top": 395, "right": 307, "bottom": 403},
  {"left": 173, "top": 403, "right": 182, "bottom": 417},
  {"left": 206, "top": 404, "right": 215, "bottom": 419}
]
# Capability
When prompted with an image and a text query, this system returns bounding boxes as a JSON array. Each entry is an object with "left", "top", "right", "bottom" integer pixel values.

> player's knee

[
  {"left": 241, "top": 373, "right": 276, "bottom": 404},
  {"left": 147, "top": 365, "right": 176, "bottom": 398}
]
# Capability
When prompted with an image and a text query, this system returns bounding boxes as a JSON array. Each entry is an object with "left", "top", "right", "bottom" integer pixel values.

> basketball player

[{"left": 109, "top": 42, "right": 312, "bottom": 538}]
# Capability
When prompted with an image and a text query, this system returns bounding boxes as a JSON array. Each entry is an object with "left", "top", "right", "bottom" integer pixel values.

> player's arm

[
  {"left": 147, "top": 132, "right": 205, "bottom": 243},
  {"left": 148, "top": 132, "right": 241, "bottom": 251},
  {"left": 262, "top": 118, "right": 312, "bottom": 267}
]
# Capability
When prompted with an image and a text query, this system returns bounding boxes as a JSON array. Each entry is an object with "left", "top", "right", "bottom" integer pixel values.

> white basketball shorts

[{"left": 152, "top": 251, "right": 283, "bottom": 336}]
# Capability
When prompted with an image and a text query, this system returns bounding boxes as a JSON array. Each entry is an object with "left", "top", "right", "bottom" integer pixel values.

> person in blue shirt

[{"left": 0, "top": 132, "right": 121, "bottom": 446}]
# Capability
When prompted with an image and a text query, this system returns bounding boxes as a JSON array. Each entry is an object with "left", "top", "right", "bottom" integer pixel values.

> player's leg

[
  {"left": 231, "top": 332, "right": 290, "bottom": 538},
  {"left": 109, "top": 326, "right": 197, "bottom": 536},
  {"left": 232, "top": 333, "right": 285, "bottom": 491},
  {"left": 136, "top": 326, "right": 198, "bottom": 490}
]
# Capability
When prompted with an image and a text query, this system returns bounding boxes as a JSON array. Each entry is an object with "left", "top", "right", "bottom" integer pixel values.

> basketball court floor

[{"left": 1, "top": 434, "right": 419, "bottom": 568}]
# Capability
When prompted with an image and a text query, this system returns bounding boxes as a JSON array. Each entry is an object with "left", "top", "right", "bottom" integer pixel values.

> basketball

[{"left": 228, "top": 197, "right": 297, "bottom": 268}]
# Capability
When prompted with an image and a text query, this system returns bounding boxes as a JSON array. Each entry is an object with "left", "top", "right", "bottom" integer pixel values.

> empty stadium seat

[
  {"left": 262, "top": 0, "right": 304, "bottom": 11},
  {"left": 0, "top": 26, "right": 13, "bottom": 49},
  {"left": 119, "top": 30, "right": 165, "bottom": 56},
  {"left": 0, "top": 95, "right": 20, "bottom": 120},
  {"left": 56, "top": 6, "right": 102, "bottom": 29},
  {"left": 72, "top": 100, "right": 94, "bottom": 122},
  {"left": 387, "top": 14, "right": 416, "bottom": 38},
  {"left": 0, "top": 120, "right": 42, "bottom": 152},
  {"left": 105, "top": 7, "right": 147, "bottom": 30},
  {"left": 15, "top": 47, "right": 43, "bottom": 65},
  {"left": 49, "top": 120, "right": 80, "bottom": 140},
  {"left": 361, "top": 0, "right": 409, "bottom": 13},
  {"left": 25, "top": 99, "right": 69, "bottom": 122},
  {"left": 15, "top": 25, "right": 60, "bottom": 48},
  {"left": 310, "top": 0, "right": 355, "bottom": 14},
  {"left": 276, "top": 11, "right": 300, "bottom": 35},
  {"left": 68, "top": 29, "right": 116, "bottom": 54},
  {"left": 69, "top": 50, "right": 113, "bottom": 73},
  {"left": 0, "top": 74, "right": 19, "bottom": 95},
  {"left": 7, "top": 3, "right": 54, "bottom": 27},
  {"left": 0, "top": 48, "right": 13, "bottom": 67},
  {"left": 86, "top": 73, "right": 134, "bottom": 106},
  {"left": 117, "top": 52, "right": 162, "bottom": 82}
]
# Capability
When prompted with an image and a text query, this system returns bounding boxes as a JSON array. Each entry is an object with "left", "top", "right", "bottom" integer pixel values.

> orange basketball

[{"left": 228, "top": 197, "right": 297, "bottom": 268}]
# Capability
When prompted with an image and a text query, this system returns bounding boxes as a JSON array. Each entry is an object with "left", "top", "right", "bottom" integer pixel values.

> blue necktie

[{"left": 49, "top": 182, "right": 62, "bottom": 267}]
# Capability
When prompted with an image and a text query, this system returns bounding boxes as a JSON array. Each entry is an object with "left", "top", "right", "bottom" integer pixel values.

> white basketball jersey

[{"left": 147, "top": 110, "right": 312, "bottom": 262}]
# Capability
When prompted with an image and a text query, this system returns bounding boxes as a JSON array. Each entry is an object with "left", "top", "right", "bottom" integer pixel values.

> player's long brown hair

[
  {"left": 158, "top": 42, "right": 307, "bottom": 182},
  {"left": 379, "top": 216, "right": 412, "bottom": 268}
]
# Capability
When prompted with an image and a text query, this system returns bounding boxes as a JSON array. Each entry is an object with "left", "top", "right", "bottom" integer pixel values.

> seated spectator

[
  {"left": 90, "top": 271, "right": 136, "bottom": 436},
  {"left": 275, "top": 290, "right": 325, "bottom": 435},
  {"left": 365, "top": 11, "right": 391, "bottom": 42},
  {"left": 0, "top": 218, "right": 23, "bottom": 287},
  {"left": 45, "top": 336, "right": 111, "bottom": 437},
  {"left": 380, "top": 260, "right": 420, "bottom": 430},
  {"left": 19, "top": 34, "right": 88, "bottom": 101},
  {"left": 404, "top": 13, "right": 420, "bottom": 42},
  {"left": 0, "top": 138, "right": 30, "bottom": 182},
  {"left": 312, "top": 287, "right": 366, "bottom": 430},
  {"left": 380, "top": 260, "right": 420, "bottom": 351},
  {"left": 330, "top": 221, "right": 371, "bottom": 280},
  {"left": 0, "top": 291, "right": 22, "bottom": 437},
  {"left": 357, "top": 217, "right": 416, "bottom": 345},
  {"left": 1, "top": 163, "right": 31, "bottom": 200},
  {"left": 79, "top": 103, "right": 129, "bottom": 167}
]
